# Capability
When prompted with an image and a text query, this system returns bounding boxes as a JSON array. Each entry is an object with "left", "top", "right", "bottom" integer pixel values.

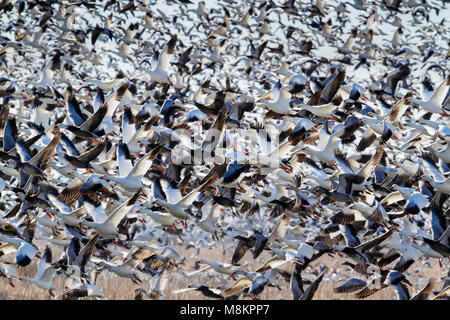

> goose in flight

[
  {"left": 223, "top": 269, "right": 282, "bottom": 299},
  {"left": 172, "top": 283, "right": 224, "bottom": 300},
  {"left": 102, "top": 144, "right": 164, "bottom": 194},
  {"left": 135, "top": 262, "right": 174, "bottom": 300},
  {"left": 80, "top": 192, "right": 141, "bottom": 239},
  {"left": 188, "top": 259, "right": 241, "bottom": 280},
  {"left": 20, "top": 246, "right": 58, "bottom": 297},
  {"left": 333, "top": 229, "right": 395, "bottom": 267},
  {"left": 409, "top": 75, "right": 450, "bottom": 115},
  {"left": 291, "top": 266, "right": 327, "bottom": 300},
  {"left": 259, "top": 83, "right": 296, "bottom": 115},
  {"left": 0, "top": 234, "right": 41, "bottom": 267},
  {"left": 142, "top": 35, "right": 177, "bottom": 85},
  {"left": 153, "top": 181, "right": 210, "bottom": 226},
  {"left": 1, "top": 0, "right": 450, "bottom": 302},
  {"left": 97, "top": 247, "right": 154, "bottom": 283}
]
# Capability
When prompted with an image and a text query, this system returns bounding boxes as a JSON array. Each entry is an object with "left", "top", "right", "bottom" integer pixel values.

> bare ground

[{"left": 0, "top": 241, "right": 447, "bottom": 300}]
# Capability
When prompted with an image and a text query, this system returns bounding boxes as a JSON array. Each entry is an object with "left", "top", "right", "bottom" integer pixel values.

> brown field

[{"left": 0, "top": 240, "right": 446, "bottom": 300}]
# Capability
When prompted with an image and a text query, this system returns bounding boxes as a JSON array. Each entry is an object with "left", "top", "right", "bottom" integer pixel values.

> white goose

[
  {"left": 102, "top": 145, "right": 162, "bottom": 194},
  {"left": 153, "top": 182, "right": 208, "bottom": 225},
  {"left": 409, "top": 75, "right": 450, "bottom": 115},
  {"left": 253, "top": 182, "right": 290, "bottom": 204},
  {"left": 0, "top": 234, "right": 40, "bottom": 267},
  {"left": 195, "top": 199, "right": 224, "bottom": 239},
  {"left": 145, "top": 35, "right": 177, "bottom": 85},
  {"left": 80, "top": 192, "right": 140, "bottom": 239},
  {"left": 421, "top": 175, "right": 450, "bottom": 195},
  {"left": 20, "top": 246, "right": 58, "bottom": 297},
  {"left": 137, "top": 204, "right": 184, "bottom": 236},
  {"left": 189, "top": 259, "right": 240, "bottom": 280},
  {"left": 0, "top": 261, "right": 18, "bottom": 288},
  {"left": 63, "top": 269, "right": 106, "bottom": 300},
  {"left": 296, "top": 97, "right": 342, "bottom": 118},
  {"left": 138, "top": 206, "right": 178, "bottom": 227},
  {"left": 293, "top": 132, "right": 340, "bottom": 164},
  {"left": 47, "top": 193, "right": 87, "bottom": 227},
  {"left": 96, "top": 82, "right": 130, "bottom": 135},
  {"left": 428, "top": 141, "right": 450, "bottom": 163},
  {"left": 97, "top": 252, "right": 147, "bottom": 283},
  {"left": 259, "top": 84, "right": 295, "bottom": 114}
]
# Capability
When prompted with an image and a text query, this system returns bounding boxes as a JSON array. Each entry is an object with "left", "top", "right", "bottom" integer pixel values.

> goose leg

[
  {"left": 49, "top": 289, "right": 55, "bottom": 298},
  {"left": 171, "top": 224, "right": 184, "bottom": 243}
]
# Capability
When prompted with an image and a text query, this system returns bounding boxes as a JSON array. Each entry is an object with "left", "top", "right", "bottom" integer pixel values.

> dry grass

[{"left": 0, "top": 241, "right": 447, "bottom": 300}]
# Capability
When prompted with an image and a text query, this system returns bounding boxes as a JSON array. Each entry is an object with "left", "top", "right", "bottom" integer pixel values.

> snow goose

[
  {"left": 80, "top": 192, "right": 140, "bottom": 239},
  {"left": 102, "top": 144, "right": 163, "bottom": 194},
  {"left": 409, "top": 75, "right": 450, "bottom": 115},
  {"left": 320, "top": 67, "right": 347, "bottom": 104},
  {"left": 153, "top": 181, "right": 209, "bottom": 225},
  {"left": 411, "top": 278, "right": 436, "bottom": 300},
  {"left": 61, "top": 233, "right": 102, "bottom": 279},
  {"left": 30, "top": 51, "right": 65, "bottom": 89},
  {"left": 291, "top": 267, "right": 327, "bottom": 300},
  {"left": 226, "top": 269, "right": 282, "bottom": 299},
  {"left": 135, "top": 262, "right": 174, "bottom": 300},
  {"left": 194, "top": 199, "right": 225, "bottom": 240},
  {"left": 47, "top": 193, "right": 87, "bottom": 227},
  {"left": 259, "top": 83, "right": 296, "bottom": 115},
  {"left": 138, "top": 206, "right": 178, "bottom": 227},
  {"left": 333, "top": 229, "right": 394, "bottom": 266},
  {"left": 97, "top": 247, "right": 153, "bottom": 283},
  {"left": 231, "top": 233, "right": 260, "bottom": 265},
  {"left": 189, "top": 259, "right": 240, "bottom": 280},
  {"left": 20, "top": 246, "right": 58, "bottom": 297},
  {"left": 62, "top": 271, "right": 106, "bottom": 300},
  {"left": 373, "top": 63, "right": 411, "bottom": 99},
  {"left": 293, "top": 132, "right": 340, "bottom": 164},
  {"left": 419, "top": 226, "right": 450, "bottom": 264},
  {"left": 95, "top": 82, "right": 131, "bottom": 136},
  {"left": 143, "top": 35, "right": 177, "bottom": 85},
  {"left": 403, "top": 192, "right": 430, "bottom": 216},
  {"left": 333, "top": 277, "right": 369, "bottom": 294},
  {"left": 0, "top": 261, "right": 18, "bottom": 288},
  {"left": 61, "top": 139, "right": 107, "bottom": 173},
  {"left": 433, "top": 270, "right": 450, "bottom": 300},
  {"left": 427, "top": 139, "right": 450, "bottom": 164},
  {"left": 134, "top": 244, "right": 180, "bottom": 269},
  {"left": 232, "top": 7, "right": 254, "bottom": 29},
  {"left": 255, "top": 242, "right": 312, "bottom": 274},
  {"left": 0, "top": 234, "right": 40, "bottom": 267},
  {"left": 172, "top": 283, "right": 224, "bottom": 299},
  {"left": 421, "top": 175, "right": 450, "bottom": 195},
  {"left": 296, "top": 95, "right": 343, "bottom": 118}
]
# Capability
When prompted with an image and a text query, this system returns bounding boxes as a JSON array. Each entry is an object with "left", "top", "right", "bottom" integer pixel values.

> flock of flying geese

[{"left": 0, "top": 0, "right": 449, "bottom": 300}]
